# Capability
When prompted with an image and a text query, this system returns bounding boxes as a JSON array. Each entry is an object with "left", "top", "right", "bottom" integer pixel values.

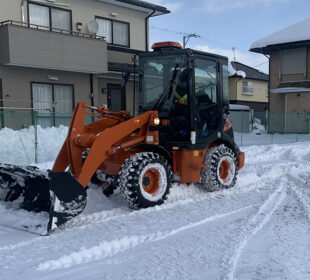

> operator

[{"left": 171, "top": 70, "right": 189, "bottom": 138}]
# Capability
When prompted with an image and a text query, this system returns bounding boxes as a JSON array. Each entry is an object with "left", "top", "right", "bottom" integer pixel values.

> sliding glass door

[{"left": 32, "top": 83, "right": 73, "bottom": 127}]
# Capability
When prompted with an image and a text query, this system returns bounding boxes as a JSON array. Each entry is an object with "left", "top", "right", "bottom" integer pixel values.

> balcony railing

[{"left": 0, "top": 20, "right": 105, "bottom": 41}]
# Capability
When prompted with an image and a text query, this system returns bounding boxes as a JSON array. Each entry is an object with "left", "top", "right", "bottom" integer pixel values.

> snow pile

[
  {"left": 250, "top": 118, "right": 266, "bottom": 135},
  {"left": 0, "top": 126, "right": 68, "bottom": 165}
]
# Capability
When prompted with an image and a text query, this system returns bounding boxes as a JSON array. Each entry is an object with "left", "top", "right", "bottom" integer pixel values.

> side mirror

[{"left": 121, "top": 70, "right": 131, "bottom": 88}]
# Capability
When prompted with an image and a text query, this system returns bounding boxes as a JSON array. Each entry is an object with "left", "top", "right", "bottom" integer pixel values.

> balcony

[{"left": 0, "top": 21, "right": 108, "bottom": 74}]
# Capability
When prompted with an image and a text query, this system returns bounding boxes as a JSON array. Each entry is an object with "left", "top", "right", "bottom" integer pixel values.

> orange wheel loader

[{"left": 0, "top": 42, "right": 245, "bottom": 234}]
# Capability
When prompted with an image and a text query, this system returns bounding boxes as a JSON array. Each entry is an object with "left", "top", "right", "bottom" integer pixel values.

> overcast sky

[{"left": 148, "top": 0, "right": 310, "bottom": 73}]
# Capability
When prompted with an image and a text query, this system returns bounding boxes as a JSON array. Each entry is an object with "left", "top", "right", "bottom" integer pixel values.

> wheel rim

[
  {"left": 219, "top": 160, "right": 230, "bottom": 182},
  {"left": 217, "top": 156, "right": 235, "bottom": 186},
  {"left": 142, "top": 168, "right": 160, "bottom": 195},
  {"left": 139, "top": 163, "right": 167, "bottom": 201}
]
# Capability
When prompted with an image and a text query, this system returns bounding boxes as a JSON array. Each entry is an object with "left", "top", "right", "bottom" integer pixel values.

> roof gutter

[{"left": 145, "top": 9, "right": 155, "bottom": 52}]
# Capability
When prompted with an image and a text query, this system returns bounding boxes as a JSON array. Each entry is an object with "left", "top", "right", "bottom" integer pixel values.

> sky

[{"left": 148, "top": 0, "right": 310, "bottom": 74}]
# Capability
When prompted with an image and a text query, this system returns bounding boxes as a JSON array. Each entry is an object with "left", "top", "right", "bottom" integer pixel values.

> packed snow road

[{"left": 0, "top": 142, "right": 310, "bottom": 280}]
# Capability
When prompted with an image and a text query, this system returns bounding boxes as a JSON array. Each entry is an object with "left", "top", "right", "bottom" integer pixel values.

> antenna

[
  {"left": 183, "top": 33, "right": 200, "bottom": 49},
  {"left": 232, "top": 47, "right": 236, "bottom": 61},
  {"left": 87, "top": 20, "right": 99, "bottom": 34}
]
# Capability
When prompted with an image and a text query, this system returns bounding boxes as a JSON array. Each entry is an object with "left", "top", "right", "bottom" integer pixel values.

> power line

[{"left": 150, "top": 25, "right": 269, "bottom": 71}]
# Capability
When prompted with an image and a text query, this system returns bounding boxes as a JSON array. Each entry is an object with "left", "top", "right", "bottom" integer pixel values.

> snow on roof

[
  {"left": 251, "top": 17, "right": 310, "bottom": 51},
  {"left": 228, "top": 61, "right": 246, "bottom": 78}
]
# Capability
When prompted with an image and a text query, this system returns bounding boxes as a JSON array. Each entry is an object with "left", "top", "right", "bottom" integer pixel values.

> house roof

[
  {"left": 250, "top": 17, "right": 310, "bottom": 54},
  {"left": 230, "top": 61, "right": 268, "bottom": 81},
  {"left": 98, "top": 0, "right": 170, "bottom": 16}
]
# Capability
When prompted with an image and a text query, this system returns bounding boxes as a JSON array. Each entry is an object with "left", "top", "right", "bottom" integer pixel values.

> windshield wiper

[{"left": 152, "top": 64, "right": 179, "bottom": 111}]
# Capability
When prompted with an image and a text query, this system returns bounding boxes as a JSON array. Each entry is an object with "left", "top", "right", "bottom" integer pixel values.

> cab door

[{"left": 194, "top": 58, "right": 221, "bottom": 142}]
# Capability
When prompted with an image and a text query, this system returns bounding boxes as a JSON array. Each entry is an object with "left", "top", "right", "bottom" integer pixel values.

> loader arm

[{"left": 53, "top": 102, "right": 158, "bottom": 188}]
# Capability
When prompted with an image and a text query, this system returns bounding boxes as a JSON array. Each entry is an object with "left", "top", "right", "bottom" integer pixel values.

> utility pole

[{"left": 183, "top": 33, "right": 200, "bottom": 49}]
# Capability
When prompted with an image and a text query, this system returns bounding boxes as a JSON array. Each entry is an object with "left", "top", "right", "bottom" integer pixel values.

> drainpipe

[
  {"left": 21, "top": 0, "right": 26, "bottom": 23},
  {"left": 145, "top": 10, "right": 156, "bottom": 52},
  {"left": 284, "top": 92, "right": 287, "bottom": 134},
  {"left": 90, "top": 74, "right": 94, "bottom": 107}
]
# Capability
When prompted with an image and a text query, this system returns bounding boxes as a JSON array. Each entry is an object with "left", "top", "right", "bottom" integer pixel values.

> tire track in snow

[
  {"left": 0, "top": 180, "right": 265, "bottom": 253},
  {"left": 224, "top": 180, "right": 287, "bottom": 280},
  {"left": 37, "top": 204, "right": 256, "bottom": 272},
  {"left": 286, "top": 174, "right": 310, "bottom": 223}
]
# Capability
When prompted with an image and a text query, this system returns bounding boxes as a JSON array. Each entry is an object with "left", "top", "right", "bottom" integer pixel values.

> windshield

[{"left": 139, "top": 54, "right": 186, "bottom": 113}]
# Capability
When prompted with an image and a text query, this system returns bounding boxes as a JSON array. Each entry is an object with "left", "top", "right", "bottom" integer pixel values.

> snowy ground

[{"left": 0, "top": 140, "right": 309, "bottom": 279}]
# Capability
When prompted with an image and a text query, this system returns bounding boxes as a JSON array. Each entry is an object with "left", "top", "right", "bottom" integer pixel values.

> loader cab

[{"left": 138, "top": 42, "right": 230, "bottom": 150}]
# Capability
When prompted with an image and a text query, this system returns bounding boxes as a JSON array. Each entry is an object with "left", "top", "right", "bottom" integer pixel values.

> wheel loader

[{"left": 0, "top": 42, "right": 245, "bottom": 234}]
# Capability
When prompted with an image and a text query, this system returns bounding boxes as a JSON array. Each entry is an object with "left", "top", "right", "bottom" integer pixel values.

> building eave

[
  {"left": 97, "top": 0, "right": 170, "bottom": 16},
  {"left": 250, "top": 40, "right": 310, "bottom": 55}
]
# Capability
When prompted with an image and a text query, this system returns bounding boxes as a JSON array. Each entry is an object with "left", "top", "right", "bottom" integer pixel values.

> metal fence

[
  {"left": 1, "top": 109, "right": 310, "bottom": 165},
  {"left": 230, "top": 110, "right": 310, "bottom": 147}
]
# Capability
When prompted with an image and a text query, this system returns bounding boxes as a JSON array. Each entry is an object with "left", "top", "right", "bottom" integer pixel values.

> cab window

[
  {"left": 195, "top": 59, "right": 217, "bottom": 105},
  {"left": 194, "top": 59, "right": 219, "bottom": 139}
]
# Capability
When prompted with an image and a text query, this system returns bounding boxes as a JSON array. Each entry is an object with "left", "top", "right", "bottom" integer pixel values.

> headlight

[{"left": 154, "top": 118, "right": 160, "bottom": 125}]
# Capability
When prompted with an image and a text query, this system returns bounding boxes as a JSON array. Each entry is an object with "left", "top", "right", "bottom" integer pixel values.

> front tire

[
  {"left": 200, "top": 145, "right": 237, "bottom": 192},
  {"left": 119, "top": 152, "right": 172, "bottom": 209}
]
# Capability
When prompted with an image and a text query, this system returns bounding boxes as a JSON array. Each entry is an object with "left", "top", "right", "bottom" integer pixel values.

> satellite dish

[{"left": 88, "top": 20, "right": 99, "bottom": 34}]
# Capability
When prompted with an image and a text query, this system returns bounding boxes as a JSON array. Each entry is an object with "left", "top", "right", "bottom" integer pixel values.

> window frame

[
  {"left": 242, "top": 81, "right": 254, "bottom": 95},
  {"left": 95, "top": 16, "right": 130, "bottom": 48},
  {"left": 194, "top": 57, "right": 219, "bottom": 104},
  {"left": 30, "top": 82, "right": 75, "bottom": 126},
  {"left": 27, "top": 1, "right": 73, "bottom": 32}
]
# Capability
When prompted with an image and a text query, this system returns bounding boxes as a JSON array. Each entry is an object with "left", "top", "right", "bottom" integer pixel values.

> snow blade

[
  {"left": 47, "top": 171, "right": 87, "bottom": 233},
  {"left": 0, "top": 164, "right": 51, "bottom": 212},
  {"left": 0, "top": 164, "right": 87, "bottom": 234}
]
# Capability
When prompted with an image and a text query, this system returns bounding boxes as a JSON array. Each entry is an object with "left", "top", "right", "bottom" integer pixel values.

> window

[
  {"left": 195, "top": 59, "right": 217, "bottom": 104},
  {"left": 32, "top": 83, "right": 73, "bottom": 127},
  {"left": 96, "top": 17, "right": 129, "bottom": 47},
  {"left": 280, "top": 48, "right": 307, "bottom": 76},
  {"left": 195, "top": 59, "right": 219, "bottom": 139},
  {"left": 28, "top": 2, "right": 71, "bottom": 32},
  {"left": 222, "top": 64, "right": 229, "bottom": 106},
  {"left": 242, "top": 81, "right": 254, "bottom": 95}
]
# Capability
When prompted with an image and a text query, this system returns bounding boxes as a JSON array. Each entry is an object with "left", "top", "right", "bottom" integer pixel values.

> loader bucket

[
  {"left": 0, "top": 164, "right": 87, "bottom": 234},
  {"left": 47, "top": 171, "right": 87, "bottom": 232}
]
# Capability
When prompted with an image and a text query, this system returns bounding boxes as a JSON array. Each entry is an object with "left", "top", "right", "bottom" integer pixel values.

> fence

[{"left": 1, "top": 109, "right": 310, "bottom": 165}]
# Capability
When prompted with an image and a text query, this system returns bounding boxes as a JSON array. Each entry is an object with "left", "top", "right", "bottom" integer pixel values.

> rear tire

[
  {"left": 200, "top": 145, "right": 237, "bottom": 192},
  {"left": 119, "top": 152, "right": 172, "bottom": 209}
]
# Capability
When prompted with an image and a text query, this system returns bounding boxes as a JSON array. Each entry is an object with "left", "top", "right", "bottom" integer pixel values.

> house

[
  {"left": 0, "top": 0, "right": 169, "bottom": 129},
  {"left": 229, "top": 61, "right": 269, "bottom": 113},
  {"left": 250, "top": 17, "right": 310, "bottom": 133}
]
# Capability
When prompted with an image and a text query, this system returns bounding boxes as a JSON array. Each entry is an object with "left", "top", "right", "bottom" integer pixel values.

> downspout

[
  {"left": 21, "top": 0, "right": 26, "bottom": 23},
  {"left": 264, "top": 54, "right": 270, "bottom": 132},
  {"left": 90, "top": 74, "right": 94, "bottom": 107},
  {"left": 145, "top": 10, "right": 156, "bottom": 52},
  {"left": 90, "top": 74, "right": 95, "bottom": 122},
  {"left": 284, "top": 92, "right": 287, "bottom": 134}
]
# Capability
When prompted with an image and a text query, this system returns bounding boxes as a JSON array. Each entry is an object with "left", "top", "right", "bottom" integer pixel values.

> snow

[
  {"left": 251, "top": 17, "right": 310, "bottom": 50},
  {"left": 228, "top": 61, "right": 246, "bottom": 78},
  {"left": 0, "top": 129, "right": 310, "bottom": 279},
  {"left": 0, "top": 126, "right": 67, "bottom": 165}
]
